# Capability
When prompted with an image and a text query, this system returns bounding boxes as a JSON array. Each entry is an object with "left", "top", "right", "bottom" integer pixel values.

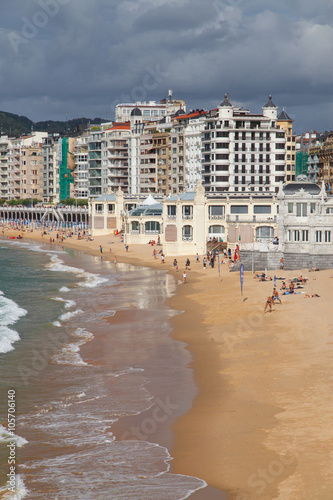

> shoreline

[{"left": 2, "top": 228, "right": 333, "bottom": 498}]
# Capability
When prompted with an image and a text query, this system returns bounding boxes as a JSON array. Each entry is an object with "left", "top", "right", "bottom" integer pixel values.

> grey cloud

[{"left": 0, "top": 0, "right": 332, "bottom": 133}]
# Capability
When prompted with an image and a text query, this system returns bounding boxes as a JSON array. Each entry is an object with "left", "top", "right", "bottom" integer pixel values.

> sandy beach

[{"left": 3, "top": 227, "right": 333, "bottom": 499}]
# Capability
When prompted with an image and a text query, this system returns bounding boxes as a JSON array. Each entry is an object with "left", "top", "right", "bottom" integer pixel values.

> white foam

[
  {"left": 59, "top": 286, "right": 70, "bottom": 293},
  {"left": 0, "top": 291, "right": 27, "bottom": 353},
  {"left": 52, "top": 327, "right": 94, "bottom": 366},
  {"left": 52, "top": 297, "right": 76, "bottom": 309},
  {"left": 0, "top": 474, "right": 28, "bottom": 499},
  {"left": 46, "top": 254, "right": 108, "bottom": 288},
  {"left": 0, "top": 424, "right": 28, "bottom": 447},
  {"left": 52, "top": 321, "right": 61, "bottom": 328},
  {"left": 59, "top": 309, "right": 83, "bottom": 322}
]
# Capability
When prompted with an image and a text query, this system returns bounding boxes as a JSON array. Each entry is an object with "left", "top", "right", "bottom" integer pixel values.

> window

[
  {"left": 310, "top": 203, "right": 316, "bottom": 214},
  {"left": 256, "top": 226, "right": 274, "bottom": 239},
  {"left": 183, "top": 205, "right": 193, "bottom": 218},
  {"left": 276, "top": 143, "right": 285, "bottom": 150},
  {"left": 231, "top": 205, "right": 248, "bottom": 214},
  {"left": 253, "top": 205, "right": 271, "bottom": 214},
  {"left": 209, "top": 225, "right": 225, "bottom": 234},
  {"left": 215, "top": 176, "right": 228, "bottom": 182},
  {"left": 131, "top": 221, "right": 139, "bottom": 232},
  {"left": 302, "top": 230, "right": 309, "bottom": 242},
  {"left": 288, "top": 203, "right": 293, "bottom": 214},
  {"left": 215, "top": 154, "right": 229, "bottom": 160},
  {"left": 296, "top": 203, "right": 307, "bottom": 217},
  {"left": 182, "top": 225, "right": 193, "bottom": 241},
  {"left": 294, "top": 230, "right": 300, "bottom": 241},
  {"left": 167, "top": 205, "right": 176, "bottom": 217},
  {"left": 210, "top": 205, "right": 225, "bottom": 217},
  {"left": 107, "top": 204, "right": 115, "bottom": 212},
  {"left": 325, "top": 231, "right": 331, "bottom": 243},
  {"left": 95, "top": 204, "right": 104, "bottom": 213},
  {"left": 145, "top": 221, "right": 160, "bottom": 232},
  {"left": 316, "top": 231, "right": 322, "bottom": 243}
]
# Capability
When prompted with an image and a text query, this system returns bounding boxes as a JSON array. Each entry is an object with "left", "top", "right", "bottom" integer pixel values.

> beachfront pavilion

[
  {"left": 277, "top": 179, "right": 333, "bottom": 269},
  {"left": 89, "top": 182, "right": 279, "bottom": 256}
]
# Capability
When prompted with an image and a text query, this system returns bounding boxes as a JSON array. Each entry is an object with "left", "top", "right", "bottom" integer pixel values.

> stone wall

[{"left": 238, "top": 250, "right": 333, "bottom": 271}]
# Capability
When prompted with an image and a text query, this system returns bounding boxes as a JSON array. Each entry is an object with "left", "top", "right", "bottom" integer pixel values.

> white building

[
  {"left": 74, "top": 133, "right": 90, "bottom": 199},
  {"left": 202, "top": 94, "right": 286, "bottom": 194},
  {"left": 278, "top": 179, "right": 333, "bottom": 269},
  {"left": 115, "top": 91, "right": 186, "bottom": 123}
]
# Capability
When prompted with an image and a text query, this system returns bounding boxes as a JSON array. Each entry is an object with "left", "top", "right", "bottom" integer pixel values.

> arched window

[
  {"left": 256, "top": 226, "right": 274, "bottom": 240},
  {"left": 208, "top": 225, "right": 225, "bottom": 235},
  {"left": 145, "top": 221, "right": 160, "bottom": 234},
  {"left": 182, "top": 225, "right": 193, "bottom": 241}
]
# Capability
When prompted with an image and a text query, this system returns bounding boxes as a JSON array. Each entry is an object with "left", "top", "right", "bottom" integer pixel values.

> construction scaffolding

[{"left": 58, "top": 138, "right": 74, "bottom": 202}]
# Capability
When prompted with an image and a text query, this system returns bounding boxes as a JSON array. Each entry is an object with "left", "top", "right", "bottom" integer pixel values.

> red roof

[
  {"left": 105, "top": 122, "right": 131, "bottom": 131},
  {"left": 172, "top": 110, "right": 208, "bottom": 121}
]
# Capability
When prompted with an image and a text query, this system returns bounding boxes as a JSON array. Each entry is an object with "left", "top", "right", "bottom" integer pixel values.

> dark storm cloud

[{"left": 0, "top": 0, "right": 332, "bottom": 132}]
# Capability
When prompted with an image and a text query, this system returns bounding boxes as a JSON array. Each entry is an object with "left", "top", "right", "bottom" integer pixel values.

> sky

[{"left": 0, "top": 0, "right": 332, "bottom": 134}]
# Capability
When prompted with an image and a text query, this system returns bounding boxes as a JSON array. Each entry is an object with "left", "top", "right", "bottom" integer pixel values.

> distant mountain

[{"left": 0, "top": 111, "right": 108, "bottom": 136}]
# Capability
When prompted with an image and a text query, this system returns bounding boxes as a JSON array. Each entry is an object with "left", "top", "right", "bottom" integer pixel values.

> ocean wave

[
  {"left": 46, "top": 254, "right": 108, "bottom": 288},
  {"left": 4, "top": 240, "right": 65, "bottom": 255},
  {"left": 51, "top": 297, "right": 76, "bottom": 309},
  {"left": 0, "top": 474, "right": 28, "bottom": 500},
  {"left": 52, "top": 328, "right": 94, "bottom": 367},
  {"left": 0, "top": 424, "right": 28, "bottom": 448},
  {"left": 0, "top": 291, "right": 27, "bottom": 354}
]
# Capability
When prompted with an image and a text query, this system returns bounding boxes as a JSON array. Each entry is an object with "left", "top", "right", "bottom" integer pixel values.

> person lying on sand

[{"left": 304, "top": 293, "right": 320, "bottom": 298}]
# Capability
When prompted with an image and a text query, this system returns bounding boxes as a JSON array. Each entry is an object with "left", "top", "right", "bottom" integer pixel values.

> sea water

[{"left": 0, "top": 240, "right": 206, "bottom": 499}]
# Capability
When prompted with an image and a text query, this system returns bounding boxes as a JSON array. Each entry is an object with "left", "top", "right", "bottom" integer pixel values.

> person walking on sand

[
  {"left": 280, "top": 257, "right": 284, "bottom": 270},
  {"left": 100, "top": 245, "right": 103, "bottom": 254},
  {"left": 196, "top": 253, "right": 200, "bottom": 263},
  {"left": 161, "top": 253, "right": 165, "bottom": 264},
  {"left": 173, "top": 258, "right": 178, "bottom": 271},
  {"left": 264, "top": 296, "right": 274, "bottom": 313},
  {"left": 203, "top": 257, "right": 207, "bottom": 270},
  {"left": 272, "top": 287, "right": 281, "bottom": 304},
  {"left": 183, "top": 271, "right": 187, "bottom": 283}
]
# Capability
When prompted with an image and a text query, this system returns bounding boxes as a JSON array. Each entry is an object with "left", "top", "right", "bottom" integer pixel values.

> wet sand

[{"left": 4, "top": 227, "right": 333, "bottom": 499}]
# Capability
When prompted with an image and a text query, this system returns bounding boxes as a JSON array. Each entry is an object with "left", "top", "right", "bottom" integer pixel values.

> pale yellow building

[{"left": 277, "top": 110, "right": 296, "bottom": 183}]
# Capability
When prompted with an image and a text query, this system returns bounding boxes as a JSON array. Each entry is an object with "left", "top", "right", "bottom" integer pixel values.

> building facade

[{"left": 202, "top": 95, "right": 286, "bottom": 194}]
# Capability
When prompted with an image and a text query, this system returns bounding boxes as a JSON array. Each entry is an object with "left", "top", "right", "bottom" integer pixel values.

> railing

[
  {"left": 182, "top": 235, "right": 193, "bottom": 241},
  {"left": 167, "top": 215, "right": 176, "bottom": 220},
  {"left": 209, "top": 215, "right": 225, "bottom": 220},
  {"left": 182, "top": 214, "right": 193, "bottom": 220}
]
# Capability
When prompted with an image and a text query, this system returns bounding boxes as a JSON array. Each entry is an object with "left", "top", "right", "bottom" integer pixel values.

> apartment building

[
  {"left": 3, "top": 132, "right": 47, "bottom": 200},
  {"left": 0, "top": 136, "right": 10, "bottom": 199},
  {"left": 202, "top": 94, "right": 286, "bottom": 194},
  {"left": 127, "top": 108, "right": 145, "bottom": 194},
  {"left": 74, "top": 133, "right": 90, "bottom": 199},
  {"left": 277, "top": 110, "right": 296, "bottom": 182},
  {"left": 308, "top": 132, "right": 333, "bottom": 193},
  {"left": 42, "top": 136, "right": 59, "bottom": 203},
  {"left": 172, "top": 109, "right": 208, "bottom": 191},
  {"left": 115, "top": 90, "right": 186, "bottom": 123},
  {"left": 106, "top": 123, "right": 130, "bottom": 192},
  {"left": 20, "top": 143, "right": 44, "bottom": 200}
]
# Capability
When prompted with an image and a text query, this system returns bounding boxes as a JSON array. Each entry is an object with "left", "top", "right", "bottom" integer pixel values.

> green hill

[{"left": 0, "top": 111, "right": 107, "bottom": 136}]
